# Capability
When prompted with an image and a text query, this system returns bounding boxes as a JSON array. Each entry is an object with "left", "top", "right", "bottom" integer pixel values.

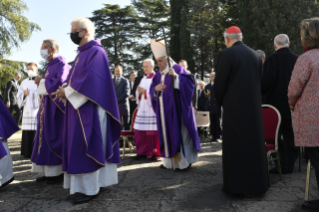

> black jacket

[
  {"left": 131, "top": 75, "right": 143, "bottom": 97},
  {"left": 261, "top": 48, "right": 298, "bottom": 119},
  {"left": 204, "top": 83, "right": 221, "bottom": 114},
  {"left": 114, "top": 77, "right": 130, "bottom": 116},
  {"left": 197, "top": 89, "right": 207, "bottom": 111},
  {"left": 5, "top": 79, "right": 19, "bottom": 105}
]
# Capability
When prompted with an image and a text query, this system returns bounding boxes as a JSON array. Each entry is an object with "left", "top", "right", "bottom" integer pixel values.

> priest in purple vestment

[
  {"left": 53, "top": 18, "right": 121, "bottom": 205},
  {"left": 31, "top": 39, "right": 70, "bottom": 184},
  {"left": 0, "top": 99, "right": 20, "bottom": 187},
  {"left": 150, "top": 39, "right": 201, "bottom": 171}
]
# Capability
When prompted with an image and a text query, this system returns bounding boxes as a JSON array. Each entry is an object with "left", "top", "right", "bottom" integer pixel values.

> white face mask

[
  {"left": 27, "top": 70, "right": 37, "bottom": 78},
  {"left": 40, "top": 49, "right": 49, "bottom": 59}
]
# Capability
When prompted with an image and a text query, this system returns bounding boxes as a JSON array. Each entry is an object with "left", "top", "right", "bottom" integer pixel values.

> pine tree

[
  {"left": 169, "top": 0, "right": 183, "bottom": 62},
  {"left": 90, "top": 4, "right": 139, "bottom": 74},
  {"left": 179, "top": 6, "right": 195, "bottom": 72},
  {"left": 238, "top": 0, "right": 319, "bottom": 57},
  {"left": 131, "top": 0, "right": 170, "bottom": 65}
]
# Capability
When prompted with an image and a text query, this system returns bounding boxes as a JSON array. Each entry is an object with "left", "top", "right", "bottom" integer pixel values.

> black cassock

[{"left": 214, "top": 41, "right": 269, "bottom": 195}]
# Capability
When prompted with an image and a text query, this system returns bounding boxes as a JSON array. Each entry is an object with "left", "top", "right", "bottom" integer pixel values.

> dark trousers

[
  {"left": 210, "top": 113, "right": 221, "bottom": 140},
  {"left": 129, "top": 100, "right": 137, "bottom": 126},
  {"left": 121, "top": 115, "right": 130, "bottom": 130},
  {"left": 306, "top": 147, "right": 319, "bottom": 190},
  {"left": 278, "top": 118, "right": 298, "bottom": 171},
  {"left": 9, "top": 104, "right": 21, "bottom": 124}
]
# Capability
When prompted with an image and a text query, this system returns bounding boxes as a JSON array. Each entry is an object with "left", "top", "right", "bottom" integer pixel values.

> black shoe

[
  {"left": 36, "top": 176, "right": 49, "bottom": 182},
  {"left": 133, "top": 155, "right": 147, "bottom": 160},
  {"left": 46, "top": 174, "right": 64, "bottom": 185},
  {"left": 302, "top": 200, "right": 319, "bottom": 211},
  {"left": 74, "top": 194, "right": 98, "bottom": 205},
  {"left": 174, "top": 164, "right": 192, "bottom": 172},
  {"left": 0, "top": 177, "right": 14, "bottom": 188}
]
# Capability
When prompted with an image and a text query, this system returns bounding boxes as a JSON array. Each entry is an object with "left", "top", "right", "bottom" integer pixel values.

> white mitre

[{"left": 150, "top": 39, "right": 167, "bottom": 60}]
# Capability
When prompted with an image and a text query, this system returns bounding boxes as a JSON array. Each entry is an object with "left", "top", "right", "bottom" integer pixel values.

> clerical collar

[{"left": 160, "top": 66, "right": 169, "bottom": 75}]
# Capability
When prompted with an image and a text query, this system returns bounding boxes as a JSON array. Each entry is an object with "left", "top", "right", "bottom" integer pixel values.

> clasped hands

[{"left": 52, "top": 85, "right": 67, "bottom": 101}]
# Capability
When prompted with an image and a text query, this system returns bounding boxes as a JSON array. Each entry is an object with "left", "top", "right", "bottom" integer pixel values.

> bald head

[{"left": 274, "top": 34, "right": 290, "bottom": 50}]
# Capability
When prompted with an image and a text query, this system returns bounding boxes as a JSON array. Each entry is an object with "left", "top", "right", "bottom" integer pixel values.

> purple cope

[
  {"left": 31, "top": 56, "right": 70, "bottom": 166},
  {"left": 0, "top": 100, "right": 20, "bottom": 159},
  {"left": 150, "top": 64, "right": 201, "bottom": 158},
  {"left": 62, "top": 40, "right": 121, "bottom": 175}
]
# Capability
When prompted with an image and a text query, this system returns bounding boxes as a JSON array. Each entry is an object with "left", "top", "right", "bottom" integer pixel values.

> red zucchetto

[{"left": 225, "top": 26, "right": 242, "bottom": 33}]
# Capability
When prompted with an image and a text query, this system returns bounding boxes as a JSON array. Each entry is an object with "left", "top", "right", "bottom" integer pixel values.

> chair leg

[
  {"left": 305, "top": 160, "right": 311, "bottom": 202},
  {"left": 128, "top": 139, "right": 133, "bottom": 153},
  {"left": 276, "top": 151, "right": 282, "bottom": 181}
]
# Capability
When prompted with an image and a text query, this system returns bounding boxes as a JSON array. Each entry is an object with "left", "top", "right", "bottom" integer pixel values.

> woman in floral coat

[{"left": 288, "top": 17, "right": 319, "bottom": 211}]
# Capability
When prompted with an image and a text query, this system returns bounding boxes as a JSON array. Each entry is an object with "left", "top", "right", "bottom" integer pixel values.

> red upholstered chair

[
  {"left": 262, "top": 104, "right": 282, "bottom": 181},
  {"left": 121, "top": 109, "right": 138, "bottom": 159}
]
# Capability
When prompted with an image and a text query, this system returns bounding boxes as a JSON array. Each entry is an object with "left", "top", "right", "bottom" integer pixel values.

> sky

[{"left": 7, "top": 0, "right": 132, "bottom": 65}]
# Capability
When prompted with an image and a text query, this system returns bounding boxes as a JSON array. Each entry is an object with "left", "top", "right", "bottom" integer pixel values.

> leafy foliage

[
  {"left": 0, "top": 0, "right": 41, "bottom": 58},
  {"left": 0, "top": 0, "right": 40, "bottom": 98},
  {"left": 90, "top": 4, "right": 140, "bottom": 75},
  {"left": 131, "top": 0, "right": 170, "bottom": 68},
  {"left": 0, "top": 59, "right": 27, "bottom": 96},
  {"left": 237, "top": 0, "right": 319, "bottom": 57}
]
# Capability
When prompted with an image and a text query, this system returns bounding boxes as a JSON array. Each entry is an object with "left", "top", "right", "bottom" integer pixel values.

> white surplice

[
  {"left": 0, "top": 141, "right": 14, "bottom": 186},
  {"left": 134, "top": 75, "right": 157, "bottom": 131},
  {"left": 17, "top": 78, "right": 40, "bottom": 130},
  {"left": 63, "top": 86, "right": 118, "bottom": 195},
  {"left": 31, "top": 79, "right": 62, "bottom": 177},
  {"left": 159, "top": 67, "right": 198, "bottom": 170}
]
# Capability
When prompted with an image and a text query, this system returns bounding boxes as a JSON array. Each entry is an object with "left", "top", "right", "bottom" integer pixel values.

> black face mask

[{"left": 70, "top": 30, "right": 83, "bottom": 45}]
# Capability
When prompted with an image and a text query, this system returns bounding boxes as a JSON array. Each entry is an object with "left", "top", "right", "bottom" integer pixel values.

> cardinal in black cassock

[{"left": 214, "top": 26, "right": 269, "bottom": 195}]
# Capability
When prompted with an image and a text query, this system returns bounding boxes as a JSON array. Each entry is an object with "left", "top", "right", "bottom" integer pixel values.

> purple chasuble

[
  {"left": 31, "top": 56, "right": 70, "bottom": 166},
  {"left": 150, "top": 64, "right": 201, "bottom": 158},
  {"left": 63, "top": 40, "right": 121, "bottom": 175},
  {"left": 0, "top": 100, "right": 20, "bottom": 159}
]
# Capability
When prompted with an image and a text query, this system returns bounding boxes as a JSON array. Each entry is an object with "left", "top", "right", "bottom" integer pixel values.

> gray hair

[
  {"left": 43, "top": 39, "right": 59, "bottom": 54},
  {"left": 71, "top": 18, "right": 95, "bottom": 40},
  {"left": 274, "top": 34, "right": 289, "bottom": 47},
  {"left": 223, "top": 32, "right": 243, "bottom": 40},
  {"left": 256, "top": 50, "right": 265, "bottom": 58},
  {"left": 143, "top": 59, "right": 155, "bottom": 67},
  {"left": 199, "top": 81, "right": 206, "bottom": 86}
]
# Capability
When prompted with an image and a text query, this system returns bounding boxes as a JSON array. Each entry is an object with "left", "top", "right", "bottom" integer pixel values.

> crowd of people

[{"left": 0, "top": 16, "right": 319, "bottom": 211}]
